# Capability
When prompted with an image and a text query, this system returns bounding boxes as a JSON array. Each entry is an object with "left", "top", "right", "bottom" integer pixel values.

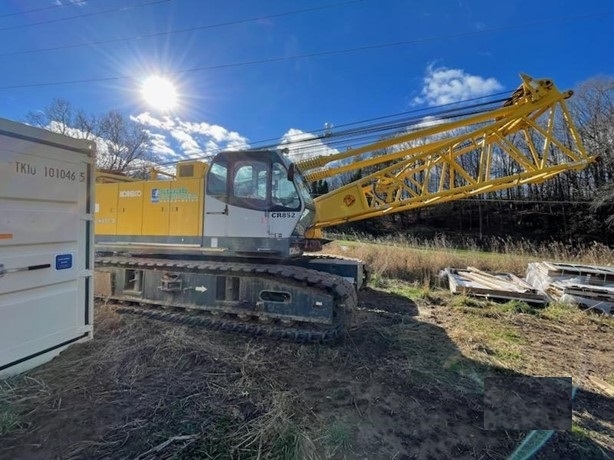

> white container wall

[{"left": 0, "top": 118, "right": 95, "bottom": 377}]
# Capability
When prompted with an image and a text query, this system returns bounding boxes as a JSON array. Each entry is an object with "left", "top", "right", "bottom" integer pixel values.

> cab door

[{"left": 204, "top": 159, "right": 271, "bottom": 240}]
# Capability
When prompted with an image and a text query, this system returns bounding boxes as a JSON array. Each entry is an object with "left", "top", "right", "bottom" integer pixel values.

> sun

[{"left": 141, "top": 75, "right": 178, "bottom": 111}]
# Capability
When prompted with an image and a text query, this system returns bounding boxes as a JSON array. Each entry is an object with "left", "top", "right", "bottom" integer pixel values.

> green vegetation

[
  {"left": 499, "top": 300, "right": 539, "bottom": 315},
  {"left": 322, "top": 421, "right": 353, "bottom": 457},
  {"left": 0, "top": 407, "right": 18, "bottom": 436},
  {"left": 540, "top": 302, "right": 588, "bottom": 322},
  {"left": 0, "top": 396, "right": 19, "bottom": 436},
  {"left": 450, "top": 294, "right": 485, "bottom": 309}
]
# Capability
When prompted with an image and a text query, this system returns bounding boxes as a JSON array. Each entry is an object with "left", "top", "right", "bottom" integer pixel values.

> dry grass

[
  {"left": 323, "top": 234, "right": 614, "bottom": 283},
  {"left": 1, "top": 306, "right": 321, "bottom": 460}
]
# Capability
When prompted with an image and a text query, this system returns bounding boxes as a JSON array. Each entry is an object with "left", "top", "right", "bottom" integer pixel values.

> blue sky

[{"left": 0, "top": 0, "right": 612, "bottom": 163}]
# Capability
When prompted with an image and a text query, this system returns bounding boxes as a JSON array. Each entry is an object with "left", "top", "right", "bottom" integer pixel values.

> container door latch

[{"left": 0, "top": 262, "right": 51, "bottom": 279}]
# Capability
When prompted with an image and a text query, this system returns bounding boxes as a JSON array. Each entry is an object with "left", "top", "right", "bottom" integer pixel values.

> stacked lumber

[
  {"left": 526, "top": 262, "right": 614, "bottom": 314},
  {"left": 442, "top": 267, "right": 548, "bottom": 304}
]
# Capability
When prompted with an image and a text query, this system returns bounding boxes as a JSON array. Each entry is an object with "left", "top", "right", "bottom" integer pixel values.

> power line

[
  {"left": 245, "top": 91, "right": 511, "bottom": 149},
  {"left": 246, "top": 98, "right": 509, "bottom": 157},
  {"left": 0, "top": 0, "right": 362, "bottom": 58},
  {"left": 123, "top": 91, "right": 512, "bottom": 170},
  {"left": 0, "top": 1, "right": 87, "bottom": 19},
  {"left": 0, "top": 0, "right": 171, "bottom": 33},
  {"left": 1, "top": 9, "right": 612, "bottom": 90}
]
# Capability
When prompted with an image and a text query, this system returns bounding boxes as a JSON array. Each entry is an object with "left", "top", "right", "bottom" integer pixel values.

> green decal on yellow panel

[{"left": 151, "top": 187, "right": 199, "bottom": 203}]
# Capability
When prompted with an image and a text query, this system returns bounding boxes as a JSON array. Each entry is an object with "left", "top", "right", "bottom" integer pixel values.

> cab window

[
  {"left": 233, "top": 161, "right": 268, "bottom": 201},
  {"left": 206, "top": 161, "right": 227, "bottom": 196},
  {"left": 271, "top": 162, "right": 300, "bottom": 210}
]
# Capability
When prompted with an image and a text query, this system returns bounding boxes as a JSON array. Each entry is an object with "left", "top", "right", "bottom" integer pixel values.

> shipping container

[{"left": 0, "top": 118, "right": 95, "bottom": 377}]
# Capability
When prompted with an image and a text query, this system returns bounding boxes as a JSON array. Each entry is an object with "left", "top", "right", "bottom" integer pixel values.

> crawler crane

[{"left": 94, "top": 75, "right": 596, "bottom": 341}]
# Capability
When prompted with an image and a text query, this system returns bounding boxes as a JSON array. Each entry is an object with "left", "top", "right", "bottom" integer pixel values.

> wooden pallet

[
  {"left": 443, "top": 267, "right": 548, "bottom": 304},
  {"left": 526, "top": 262, "right": 614, "bottom": 313}
]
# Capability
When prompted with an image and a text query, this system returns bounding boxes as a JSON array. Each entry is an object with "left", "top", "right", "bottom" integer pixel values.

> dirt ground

[{"left": 1, "top": 286, "right": 613, "bottom": 460}]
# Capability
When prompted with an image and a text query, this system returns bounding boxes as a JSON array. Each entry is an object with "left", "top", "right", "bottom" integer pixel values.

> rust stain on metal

[{"left": 343, "top": 194, "right": 356, "bottom": 207}]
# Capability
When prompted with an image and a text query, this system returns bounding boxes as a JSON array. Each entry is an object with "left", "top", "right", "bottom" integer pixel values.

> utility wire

[
  {"left": 1, "top": 9, "right": 612, "bottom": 90},
  {"left": 0, "top": 1, "right": 88, "bottom": 19},
  {"left": 123, "top": 92, "right": 512, "bottom": 170},
  {"left": 245, "top": 90, "right": 510, "bottom": 149},
  {"left": 256, "top": 100, "right": 508, "bottom": 157},
  {"left": 0, "top": 0, "right": 171, "bottom": 33},
  {"left": 0, "top": 0, "right": 362, "bottom": 58}
]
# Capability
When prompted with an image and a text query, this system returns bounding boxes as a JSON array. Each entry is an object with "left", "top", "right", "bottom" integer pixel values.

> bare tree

[
  {"left": 96, "top": 110, "right": 153, "bottom": 174},
  {"left": 27, "top": 98, "right": 97, "bottom": 139},
  {"left": 26, "top": 99, "right": 154, "bottom": 175},
  {"left": 568, "top": 77, "right": 614, "bottom": 225}
]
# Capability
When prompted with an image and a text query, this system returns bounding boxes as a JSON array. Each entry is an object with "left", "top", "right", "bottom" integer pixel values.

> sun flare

[{"left": 141, "top": 75, "right": 178, "bottom": 111}]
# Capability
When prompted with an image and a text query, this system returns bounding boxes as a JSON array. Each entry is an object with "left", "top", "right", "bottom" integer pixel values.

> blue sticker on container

[
  {"left": 55, "top": 253, "right": 73, "bottom": 270},
  {"left": 151, "top": 188, "right": 160, "bottom": 203}
]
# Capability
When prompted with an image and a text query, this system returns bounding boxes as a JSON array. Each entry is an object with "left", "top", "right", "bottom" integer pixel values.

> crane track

[
  {"left": 95, "top": 256, "right": 357, "bottom": 343},
  {"left": 110, "top": 305, "right": 345, "bottom": 343}
]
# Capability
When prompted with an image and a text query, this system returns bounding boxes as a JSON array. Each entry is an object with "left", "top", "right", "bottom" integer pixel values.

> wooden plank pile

[
  {"left": 441, "top": 267, "right": 548, "bottom": 304},
  {"left": 526, "top": 262, "right": 614, "bottom": 314}
]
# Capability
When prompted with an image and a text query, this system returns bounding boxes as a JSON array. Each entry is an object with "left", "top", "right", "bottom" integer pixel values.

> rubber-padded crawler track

[{"left": 96, "top": 256, "right": 357, "bottom": 343}]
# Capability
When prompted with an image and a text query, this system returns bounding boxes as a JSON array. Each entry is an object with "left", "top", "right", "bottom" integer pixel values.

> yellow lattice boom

[{"left": 297, "top": 74, "right": 597, "bottom": 231}]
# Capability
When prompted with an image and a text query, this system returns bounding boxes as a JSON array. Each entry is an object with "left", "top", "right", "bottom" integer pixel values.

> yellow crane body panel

[
  {"left": 95, "top": 161, "right": 207, "bottom": 240},
  {"left": 141, "top": 180, "right": 171, "bottom": 236},
  {"left": 116, "top": 182, "right": 145, "bottom": 235},
  {"left": 95, "top": 183, "right": 119, "bottom": 235},
  {"left": 168, "top": 178, "right": 204, "bottom": 237}
]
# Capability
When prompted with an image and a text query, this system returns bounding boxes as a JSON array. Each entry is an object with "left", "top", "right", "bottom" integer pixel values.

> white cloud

[
  {"left": 277, "top": 129, "right": 353, "bottom": 186},
  {"left": 413, "top": 65, "right": 503, "bottom": 106},
  {"left": 55, "top": 0, "right": 86, "bottom": 6},
  {"left": 170, "top": 129, "right": 202, "bottom": 155},
  {"left": 278, "top": 129, "right": 339, "bottom": 162},
  {"left": 414, "top": 115, "right": 446, "bottom": 129},
  {"left": 205, "top": 140, "right": 219, "bottom": 153},
  {"left": 147, "top": 131, "right": 180, "bottom": 159},
  {"left": 132, "top": 112, "right": 175, "bottom": 131},
  {"left": 131, "top": 112, "right": 250, "bottom": 160}
]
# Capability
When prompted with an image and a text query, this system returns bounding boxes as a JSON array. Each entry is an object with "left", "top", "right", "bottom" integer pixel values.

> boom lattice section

[{"left": 296, "top": 75, "right": 596, "bottom": 229}]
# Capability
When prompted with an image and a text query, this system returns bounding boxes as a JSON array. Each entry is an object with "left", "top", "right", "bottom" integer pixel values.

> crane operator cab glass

[{"left": 203, "top": 150, "right": 315, "bottom": 256}]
